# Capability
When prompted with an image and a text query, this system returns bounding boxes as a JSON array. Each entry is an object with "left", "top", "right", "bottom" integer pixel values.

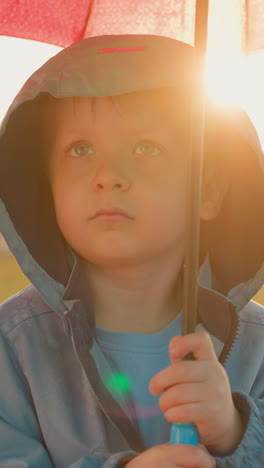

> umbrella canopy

[{"left": 0, "top": 0, "right": 264, "bottom": 53}]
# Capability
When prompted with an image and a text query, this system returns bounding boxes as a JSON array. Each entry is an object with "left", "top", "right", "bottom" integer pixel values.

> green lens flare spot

[{"left": 104, "top": 373, "right": 132, "bottom": 397}]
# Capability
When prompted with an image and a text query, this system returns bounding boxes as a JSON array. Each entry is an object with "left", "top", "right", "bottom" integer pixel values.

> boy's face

[{"left": 48, "top": 92, "right": 191, "bottom": 269}]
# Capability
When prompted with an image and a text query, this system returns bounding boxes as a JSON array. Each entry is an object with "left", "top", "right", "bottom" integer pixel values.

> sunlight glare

[
  {"left": 205, "top": 50, "right": 246, "bottom": 106},
  {"left": 205, "top": 49, "right": 264, "bottom": 150}
]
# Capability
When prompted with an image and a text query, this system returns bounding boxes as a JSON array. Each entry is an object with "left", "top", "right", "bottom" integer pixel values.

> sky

[{"left": 0, "top": 36, "right": 264, "bottom": 150}]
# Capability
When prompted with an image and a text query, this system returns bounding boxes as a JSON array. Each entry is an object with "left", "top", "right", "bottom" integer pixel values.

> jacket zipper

[{"left": 219, "top": 305, "right": 240, "bottom": 366}]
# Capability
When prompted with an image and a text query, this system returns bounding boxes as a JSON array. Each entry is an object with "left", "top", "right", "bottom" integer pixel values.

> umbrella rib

[{"left": 81, "top": 0, "right": 97, "bottom": 39}]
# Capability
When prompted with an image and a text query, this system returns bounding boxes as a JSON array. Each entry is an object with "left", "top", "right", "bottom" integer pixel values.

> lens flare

[{"left": 103, "top": 372, "right": 132, "bottom": 397}]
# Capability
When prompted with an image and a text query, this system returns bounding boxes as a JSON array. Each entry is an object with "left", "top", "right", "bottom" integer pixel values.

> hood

[{"left": 0, "top": 34, "right": 263, "bottom": 319}]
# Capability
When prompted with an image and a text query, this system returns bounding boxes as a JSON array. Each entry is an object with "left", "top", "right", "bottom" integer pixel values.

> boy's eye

[
  {"left": 66, "top": 140, "right": 162, "bottom": 158},
  {"left": 135, "top": 140, "right": 161, "bottom": 156},
  {"left": 68, "top": 142, "right": 94, "bottom": 157}
]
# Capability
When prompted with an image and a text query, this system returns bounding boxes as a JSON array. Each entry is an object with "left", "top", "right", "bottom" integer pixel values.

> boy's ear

[{"left": 200, "top": 162, "right": 230, "bottom": 221}]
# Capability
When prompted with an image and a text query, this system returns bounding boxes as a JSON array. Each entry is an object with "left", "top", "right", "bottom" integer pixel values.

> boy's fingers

[
  {"left": 149, "top": 361, "right": 208, "bottom": 395},
  {"left": 164, "top": 401, "right": 210, "bottom": 424},
  {"left": 165, "top": 444, "right": 216, "bottom": 468},
  {"left": 158, "top": 382, "right": 203, "bottom": 411},
  {"left": 127, "top": 444, "right": 216, "bottom": 468},
  {"left": 169, "top": 331, "right": 216, "bottom": 362}
]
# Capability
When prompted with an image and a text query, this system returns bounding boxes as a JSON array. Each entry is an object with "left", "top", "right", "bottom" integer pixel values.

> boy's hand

[
  {"left": 149, "top": 331, "right": 243, "bottom": 455},
  {"left": 125, "top": 443, "right": 216, "bottom": 468}
]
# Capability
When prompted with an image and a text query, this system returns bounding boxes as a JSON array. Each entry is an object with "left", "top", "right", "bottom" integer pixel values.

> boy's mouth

[{"left": 89, "top": 208, "right": 134, "bottom": 220}]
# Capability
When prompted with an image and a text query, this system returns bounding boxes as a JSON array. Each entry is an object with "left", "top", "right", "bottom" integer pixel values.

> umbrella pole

[
  {"left": 170, "top": 0, "right": 209, "bottom": 447},
  {"left": 182, "top": 0, "right": 209, "bottom": 339}
]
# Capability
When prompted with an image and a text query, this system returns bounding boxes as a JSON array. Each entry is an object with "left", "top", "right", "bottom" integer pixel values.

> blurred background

[{"left": 0, "top": 234, "right": 31, "bottom": 302}]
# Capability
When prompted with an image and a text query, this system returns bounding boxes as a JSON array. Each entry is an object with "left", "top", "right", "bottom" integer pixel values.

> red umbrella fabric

[{"left": 0, "top": 0, "right": 264, "bottom": 53}]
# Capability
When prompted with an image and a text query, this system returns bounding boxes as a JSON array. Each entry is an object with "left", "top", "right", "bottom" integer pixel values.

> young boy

[{"left": 0, "top": 34, "right": 263, "bottom": 468}]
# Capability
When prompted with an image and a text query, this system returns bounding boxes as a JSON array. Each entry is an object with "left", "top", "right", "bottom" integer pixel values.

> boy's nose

[{"left": 91, "top": 164, "right": 131, "bottom": 192}]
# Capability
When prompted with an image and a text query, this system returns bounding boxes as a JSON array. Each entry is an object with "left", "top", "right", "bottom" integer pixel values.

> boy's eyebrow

[{"left": 98, "top": 46, "right": 145, "bottom": 53}]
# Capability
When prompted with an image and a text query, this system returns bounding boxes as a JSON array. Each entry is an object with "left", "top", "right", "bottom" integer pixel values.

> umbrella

[
  {"left": 0, "top": 0, "right": 264, "bottom": 53},
  {"left": 1, "top": 0, "right": 264, "bottom": 448}
]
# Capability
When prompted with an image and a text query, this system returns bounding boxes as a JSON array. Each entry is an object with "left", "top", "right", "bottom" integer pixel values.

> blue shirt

[{"left": 95, "top": 312, "right": 182, "bottom": 448}]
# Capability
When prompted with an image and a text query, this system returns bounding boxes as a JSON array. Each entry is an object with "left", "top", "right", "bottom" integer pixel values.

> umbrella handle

[{"left": 170, "top": 423, "right": 199, "bottom": 445}]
